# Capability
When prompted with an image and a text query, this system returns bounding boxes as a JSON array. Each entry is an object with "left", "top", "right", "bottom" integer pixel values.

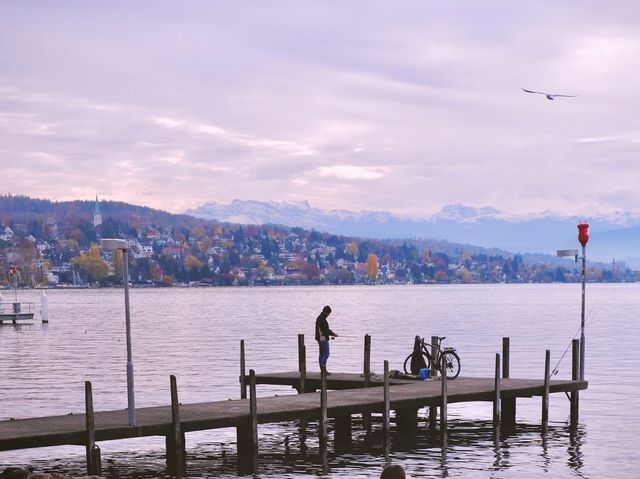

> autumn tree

[
  {"left": 73, "top": 243, "right": 109, "bottom": 282},
  {"left": 346, "top": 242, "right": 359, "bottom": 259},
  {"left": 113, "top": 249, "right": 124, "bottom": 278},
  {"left": 184, "top": 254, "right": 203, "bottom": 271},
  {"left": 459, "top": 266, "right": 472, "bottom": 283},
  {"left": 191, "top": 225, "right": 205, "bottom": 240},
  {"left": 365, "top": 253, "right": 379, "bottom": 282},
  {"left": 16, "top": 239, "right": 37, "bottom": 268},
  {"left": 150, "top": 261, "right": 164, "bottom": 282}
]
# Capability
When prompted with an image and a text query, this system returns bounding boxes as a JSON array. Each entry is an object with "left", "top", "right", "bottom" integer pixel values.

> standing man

[{"left": 315, "top": 305, "right": 338, "bottom": 375}]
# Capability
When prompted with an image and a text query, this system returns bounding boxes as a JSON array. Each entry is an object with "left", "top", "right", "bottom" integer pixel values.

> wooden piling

[
  {"left": 166, "top": 375, "right": 185, "bottom": 474},
  {"left": 429, "top": 335, "right": 439, "bottom": 426},
  {"left": 493, "top": 353, "right": 501, "bottom": 428},
  {"left": 85, "top": 381, "right": 101, "bottom": 476},
  {"left": 440, "top": 353, "right": 448, "bottom": 432},
  {"left": 237, "top": 369, "right": 259, "bottom": 474},
  {"left": 363, "top": 334, "right": 371, "bottom": 387},
  {"left": 383, "top": 360, "right": 390, "bottom": 434},
  {"left": 395, "top": 408, "right": 418, "bottom": 436},
  {"left": 320, "top": 367, "right": 328, "bottom": 448},
  {"left": 429, "top": 406, "right": 437, "bottom": 431},
  {"left": 362, "top": 334, "right": 372, "bottom": 430},
  {"left": 249, "top": 369, "right": 258, "bottom": 470},
  {"left": 240, "top": 340, "right": 247, "bottom": 400},
  {"left": 501, "top": 337, "right": 516, "bottom": 429},
  {"left": 297, "top": 334, "right": 306, "bottom": 394},
  {"left": 570, "top": 339, "right": 580, "bottom": 427},
  {"left": 542, "top": 350, "right": 550, "bottom": 433},
  {"left": 334, "top": 414, "right": 352, "bottom": 447},
  {"left": 431, "top": 336, "right": 439, "bottom": 377},
  {"left": 502, "top": 337, "right": 510, "bottom": 378}
]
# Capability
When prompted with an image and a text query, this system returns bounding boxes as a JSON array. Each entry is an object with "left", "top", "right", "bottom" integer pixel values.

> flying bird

[{"left": 522, "top": 88, "right": 577, "bottom": 100}]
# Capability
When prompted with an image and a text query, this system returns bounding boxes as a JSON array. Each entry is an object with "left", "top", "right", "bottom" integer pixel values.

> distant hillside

[
  {"left": 0, "top": 194, "right": 205, "bottom": 230},
  {"left": 186, "top": 199, "right": 640, "bottom": 267}
]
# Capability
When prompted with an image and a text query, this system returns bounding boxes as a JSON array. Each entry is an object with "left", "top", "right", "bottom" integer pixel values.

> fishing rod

[{"left": 552, "top": 306, "right": 595, "bottom": 376}]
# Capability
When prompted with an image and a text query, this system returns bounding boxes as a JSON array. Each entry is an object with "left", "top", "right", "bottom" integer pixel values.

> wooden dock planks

[{"left": 0, "top": 376, "right": 587, "bottom": 452}]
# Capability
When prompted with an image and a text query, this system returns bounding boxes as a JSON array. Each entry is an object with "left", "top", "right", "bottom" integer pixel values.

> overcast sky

[{"left": 1, "top": 1, "right": 640, "bottom": 217}]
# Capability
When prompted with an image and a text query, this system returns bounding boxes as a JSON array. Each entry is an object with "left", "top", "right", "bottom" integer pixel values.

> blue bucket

[{"left": 419, "top": 368, "right": 431, "bottom": 380}]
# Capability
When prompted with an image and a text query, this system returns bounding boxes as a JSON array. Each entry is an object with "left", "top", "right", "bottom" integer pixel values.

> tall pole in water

[
  {"left": 577, "top": 223, "right": 589, "bottom": 381},
  {"left": 101, "top": 239, "right": 136, "bottom": 426},
  {"left": 123, "top": 247, "right": 135, "bottom": 425}
]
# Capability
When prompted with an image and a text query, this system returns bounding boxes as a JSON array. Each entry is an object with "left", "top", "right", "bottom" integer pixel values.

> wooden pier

[
  {"left": 0, "top": 301, "right": 35, "bottom": 324},
  {"left": 0, "top": 336, "right": 586, "bottom": 476}
]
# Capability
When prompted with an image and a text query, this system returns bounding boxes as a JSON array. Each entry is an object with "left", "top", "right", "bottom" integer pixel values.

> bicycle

[{"left": 403, "top": 335, "right": 461, "bottom": 379}]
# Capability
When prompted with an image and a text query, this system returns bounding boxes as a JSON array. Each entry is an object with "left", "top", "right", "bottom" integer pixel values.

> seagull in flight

[{"left": 522, "top": 88, "right": 577, "bottom": 100}]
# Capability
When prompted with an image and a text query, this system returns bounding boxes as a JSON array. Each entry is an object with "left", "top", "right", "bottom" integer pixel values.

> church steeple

[{"left": 93, "top": 195, "right": 102, "bottom": 227}]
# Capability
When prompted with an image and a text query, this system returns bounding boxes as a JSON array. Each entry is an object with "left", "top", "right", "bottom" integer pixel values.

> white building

[
  {"left": 0, "top": 226, "right": 14, "bottom": 242},
  {"left": 93, "top": 195, "right": 102, "bottom": 227}
]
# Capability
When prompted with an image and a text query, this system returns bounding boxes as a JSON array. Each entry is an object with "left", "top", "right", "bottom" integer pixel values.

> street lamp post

[
  {"left": 557, "top": 222, "right": 589, "bottom": 382},
  {"left": 101, "top": 238, "right": 136, "bottom": 426}
]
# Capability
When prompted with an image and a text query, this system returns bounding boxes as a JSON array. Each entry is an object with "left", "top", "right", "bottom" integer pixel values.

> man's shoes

[{"left": 325, "top": 371, "right": 332, "bottom": 376}]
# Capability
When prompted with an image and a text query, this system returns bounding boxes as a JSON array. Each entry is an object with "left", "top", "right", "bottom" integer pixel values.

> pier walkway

[
  {"left": 0, "top": 335, "right": 587, "bottom": 475},
  {"left": 0, "top": 376, "right": 586, "bottom": 452}
]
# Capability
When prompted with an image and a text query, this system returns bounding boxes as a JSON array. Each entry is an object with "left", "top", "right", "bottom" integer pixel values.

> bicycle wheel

[
  {"left": 403, "top": 352, "right": 431, "bottom": 374},
  {"left": 440, "top": 350, "right": 461, "bottom": 379}
]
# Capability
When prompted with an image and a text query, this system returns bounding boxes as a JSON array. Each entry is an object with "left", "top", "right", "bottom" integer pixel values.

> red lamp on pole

[
  {"left": 578, "top": 223, "right": 589, "bottom": 247},
  {"left": 577, "top": 223, "right": 589, "bottom": 381}
]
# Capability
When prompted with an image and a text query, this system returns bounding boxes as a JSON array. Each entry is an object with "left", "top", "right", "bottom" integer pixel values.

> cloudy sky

[{"left": 1, "top": 1, "right": 640, "bottom": 217}]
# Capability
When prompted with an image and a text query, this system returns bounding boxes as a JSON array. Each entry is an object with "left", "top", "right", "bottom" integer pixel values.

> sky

[{"left": 1, "top": 1, "right": 640, "bottom": 218}]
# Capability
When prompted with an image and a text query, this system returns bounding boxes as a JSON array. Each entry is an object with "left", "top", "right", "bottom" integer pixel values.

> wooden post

[
  {"left": 320, "top": 367, "right": 328, "bottom": 448},
  {"left": 395, "top": 408, "right": 418, "bottom": 437},
  {"left": 440, "top": 353, "right": 447, "bottom": 432},
  {"left": 240, "top": 339, "right": 247, "bottom": 400},
  {"left": 249, "top": 369, "right": 259, "bottom": 471},
  {"left": 429, "top": 406, "right": 437, "bottom": 431},
  {"left": 542, "top": 350, "right": 550, "bottom": 433},
  {"left": 502, "top": 337, "right": 510, "bottom": 378},
  {"left": 570, "top": 339, "right": 580, "bottom": 427},
  {"left": 431, "top": 335, "right": 441, "bottom": 431},
  {"left": 501, "top": 337, "right": 516, "bottom": 429},
  {"left": 363, "top": 334, "right": 371, "bottom": 387},
  {"left": 166, "top": 375, "right": 185, "bottom": 475},
  {"left": 493, "top": 353, "right": 501, "bottom": 429},
  {"left": 383, "top": 360, "right": 390, "bottom": 434},
  {"left": 429, "top": 337, "right": 438, "bottom": 428},
  {"left": 237, "top": 369, "right": 259, "bottom": 474},
  {"left": 334, "top": 414, "right": 352, "bottom": 448},
  {"left": 362, "top": 334, "right": 372, "bottom": 430},
  {"left": 85, "top": 381, "right": 101, "bottom": 476},
  {"left": 298, "top": 334, "right": 306, "bottom": 394},
  {"left": 431, "top": 336, "right": 439, "bottom": 377}
]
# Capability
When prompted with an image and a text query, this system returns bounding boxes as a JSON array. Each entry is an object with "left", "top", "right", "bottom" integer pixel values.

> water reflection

[
  {"left": 567, "top": 425, "right": 585, "bottom": 475},
  {"left": 6, "top": 416, "right": 587, "bottom": 478}
]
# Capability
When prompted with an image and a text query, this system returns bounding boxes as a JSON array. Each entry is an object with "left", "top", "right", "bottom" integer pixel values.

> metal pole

[
  {"left": 580, "top": 245, "right": 586, "bottom": 381},
  {"left": 123, "top": 248, "right": 136, "bottom": 426}
]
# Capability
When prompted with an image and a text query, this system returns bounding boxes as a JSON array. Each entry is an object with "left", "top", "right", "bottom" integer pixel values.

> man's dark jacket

[{"left": 315, "top": 313, "right": 335, "bottom": 341}]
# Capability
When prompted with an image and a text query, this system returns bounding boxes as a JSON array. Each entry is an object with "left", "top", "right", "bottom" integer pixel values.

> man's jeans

[{"left": 318, "top": 340, "right": 330, "bottom": 367}]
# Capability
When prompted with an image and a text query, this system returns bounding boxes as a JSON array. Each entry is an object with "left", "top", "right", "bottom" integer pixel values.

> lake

[{"left": 0, "top": 284, "right": 638, "bottom": 478}]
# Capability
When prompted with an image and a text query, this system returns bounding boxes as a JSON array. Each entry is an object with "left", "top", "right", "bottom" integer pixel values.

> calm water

[{"left": 0, "top": 284, "right": 638, "bottom": 478}]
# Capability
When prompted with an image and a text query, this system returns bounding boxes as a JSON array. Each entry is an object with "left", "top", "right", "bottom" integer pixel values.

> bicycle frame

[{"left": 416, "top": 336, "right": 454, "bottom": 371}]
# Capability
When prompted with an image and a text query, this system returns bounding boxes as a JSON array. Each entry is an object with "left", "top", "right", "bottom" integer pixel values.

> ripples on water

[{"left": 0, "top": 284, "right": 638, "bottom": 477}]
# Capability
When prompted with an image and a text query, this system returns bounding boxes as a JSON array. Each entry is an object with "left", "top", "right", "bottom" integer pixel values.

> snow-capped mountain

[{"left": 185, "top": 200, "right": 640, "bottom": 266}]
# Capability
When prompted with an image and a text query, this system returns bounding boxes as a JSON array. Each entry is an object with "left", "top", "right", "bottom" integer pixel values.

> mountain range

[{"left": 186, "top": 200, "right": 640, "bottom": 267}]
